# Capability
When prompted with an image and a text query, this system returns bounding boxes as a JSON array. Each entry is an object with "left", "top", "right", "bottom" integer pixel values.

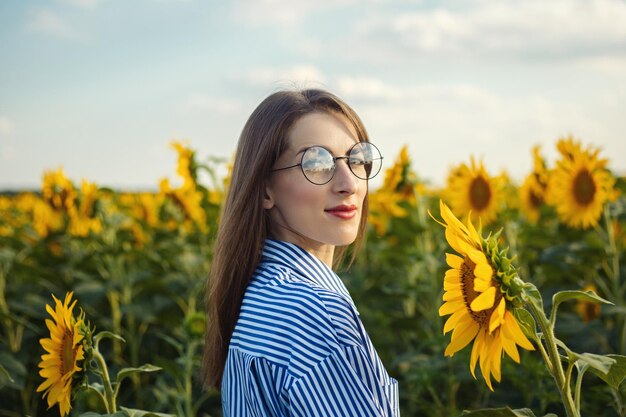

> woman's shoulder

[
  {"left": 234, "top": 267, "right": 343, "bottom": 354},
  {"left": 249, "top": 262, "right": 348, "bottom": 306},
  {"left": 247, "top": 264, "right": 331, "bottom": 306}
]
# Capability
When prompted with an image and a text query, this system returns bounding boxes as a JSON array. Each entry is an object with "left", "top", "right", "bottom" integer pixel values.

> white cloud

[
  {"left": 181, "top": 94, "right": 242, "bottom": 114},
  {"left": 337, "top": 76, "right": 497, "bottom": 106},
  {"left": 337, "top": 76, "right": 402, "bottom": 101},
  {"left": 575, "top": 56, "right": 626, "bottom": 76},
  {"left": 25, "top": 9, "right": 79, "bottom": 39},
  {"left": 334, "top": 75, "right": 625, "bottom": 184},
  {"left": 232, "top": 0, "right": 359, "bottom": 27},
  {"left": 233, "top": 65, "right": 328, "bottom": 88},
  {"left": 352, "top": 0, "right": 626, "bottom": 61}
]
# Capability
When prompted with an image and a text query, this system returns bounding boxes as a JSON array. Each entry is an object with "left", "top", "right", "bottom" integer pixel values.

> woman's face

[{"left": 264, "top": 111, "right": 367, "bottom": 263}]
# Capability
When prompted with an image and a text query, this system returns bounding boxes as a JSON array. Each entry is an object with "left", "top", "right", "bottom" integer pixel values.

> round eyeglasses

[{"left": 272, "top": 142, "right": 383, "bottom": 185}]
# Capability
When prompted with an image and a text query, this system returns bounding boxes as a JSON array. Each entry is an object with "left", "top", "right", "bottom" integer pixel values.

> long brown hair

[{"left": 203, "top": 89, "right": 371, "bottom": 388}]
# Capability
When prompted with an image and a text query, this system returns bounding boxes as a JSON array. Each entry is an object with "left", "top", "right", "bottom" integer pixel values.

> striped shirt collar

[{"left": 261, "top": 239, "right": 359, "bottom": 314}]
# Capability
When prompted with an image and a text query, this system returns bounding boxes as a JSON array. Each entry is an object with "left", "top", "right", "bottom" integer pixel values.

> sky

[{"left": 1, "top": 0, "right": 625, "bottom": 191}]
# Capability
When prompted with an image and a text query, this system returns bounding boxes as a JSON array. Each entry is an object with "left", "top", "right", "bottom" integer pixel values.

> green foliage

[
  {"left": 0, "top": 151, "right": 624, "bottom": 416},
  {"left": 460, "top": 407, "right": 556, "bottom": 417}
]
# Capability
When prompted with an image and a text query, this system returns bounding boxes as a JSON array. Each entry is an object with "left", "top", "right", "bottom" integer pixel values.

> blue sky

[{"left": 1, "top": 0, "right": 625, "bottom": 190}]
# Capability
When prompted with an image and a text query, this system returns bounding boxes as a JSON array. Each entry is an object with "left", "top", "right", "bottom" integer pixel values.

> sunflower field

[{"left": 1, "top": 137, "right": 625, "bottom": 417}]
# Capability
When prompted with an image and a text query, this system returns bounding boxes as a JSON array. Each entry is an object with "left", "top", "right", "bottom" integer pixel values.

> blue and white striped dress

[{"left": 222, "top": 239, "right": 400, "bottom": 416}]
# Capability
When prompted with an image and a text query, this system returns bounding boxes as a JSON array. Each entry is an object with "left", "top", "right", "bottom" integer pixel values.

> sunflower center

[
  {"left": 573, "top": 169, "right": 596, "bottom": 205},
  {"left": 469, "top": 175, "right": 491, "bottom": 211},
  {"left": 460, "top": 257, "right": 501, "bottom": 327},
  {"left": 60, "top": 330, "right": 75, "bottom": 376}
]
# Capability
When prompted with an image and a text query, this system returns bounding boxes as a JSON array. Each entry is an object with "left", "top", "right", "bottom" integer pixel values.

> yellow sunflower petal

[
  {"left": 443, "top": 308, "right": 470, "bottom": 334},
  {"left": 446, "top": 253, "right": 464, "bottom": 269},
  {"left": 470, "top": 286, "right": 496, "bottom": 312},
  {"left": 502, "top": 310, "right": 534, "bottom": 351},
  {"left": 488, "top": 334, "right": 503, "bottom": 383},
  {"left": 479, "top": 335, "right": 494, "bottom": 391},
  {"left": 488, "top": 298, "right": 506, "bottom": 333},
  {"left": 465, "top": 246, "right": 488, "bottom": 268},
  {"left": 473, "top": 277, "right": 492, "bottom": 293},
  {"left": 469, "top": 329, "right": 486, "bottom": 379},
  {"left": 440, "top": 200, "right": 471, "bottom": 236},
  {"left": 45, "top": 318, "right": 58, "bottom": 334},
  {"left": 445, "top": 228, "right": 465, "bottom": 254},
  {"left": 466, "top": 215, "right": 482, "bottom": 245},
  {"left": 444, "top": 281, "right": 462, "bottom": 291},
  {"left": 443, "top": 289, "right": 463, "bottom": 302},
  {"left": 473, "top": 262, "right": 493, "bottom": 282},
  {"left": 444, "top": 268, "right": 461, "bottom": 283},
  {"left": 36, "top": 377, "right": 55, "bottom": 392},
  {"left": 445, "top": 320, "right": 480, "bottom": 356},
  {"left": 40, "top": 338, "right": 58, "bottom": 352},
  {"left": 502, "top": 335, "right": 521, "bottom": 363},
  {"left": 439, "top": 299, "right": 465, "bottom": 316}
]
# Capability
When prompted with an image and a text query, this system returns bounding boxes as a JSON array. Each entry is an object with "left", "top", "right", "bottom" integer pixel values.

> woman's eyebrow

[
  {"left": 294, "top": 144, "right": 351, "bottom": 156},
  {"left": 293, "top": 146, "right": 310, "bottom": 155}
]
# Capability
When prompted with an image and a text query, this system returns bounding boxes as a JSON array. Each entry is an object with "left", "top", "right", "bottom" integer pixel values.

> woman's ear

[{"left": 262, "top": 187, "right": 274, "bottom": 210}]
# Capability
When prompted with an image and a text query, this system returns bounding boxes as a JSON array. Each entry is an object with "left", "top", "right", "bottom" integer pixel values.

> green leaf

[
  {"left": 0, "top": 363, "right": 14, "bottom": 388},
  {"left": 94, "top": 330, "right": 126, "bottom": 346},
  {"left": 587, "top": 354, "right": 626, "bottom": 389},
  {"left": 513, "top": 308, "right": 537, "bottom": 341},
  {"left": 550, "top": 290, "right": 612, "bottom": 326},
  {"left": 115, "top": 364, "right": 162, "bottom": 385},
  {"left": 521, "top": 283, "right": 544, "bottom": 317},
  {"left": 460, "top": 407, "right": 537, "bottom": 416},
  {"left": 78, "top": 412, "right": 129, "bottom": 417},
  {"left": 604, "top": 305, "right": 626, "bottom": 316},
  {"left": 120, "top": 407, "right": 176, "bottom": 417},
  {"left": 553, "top": 290, "right": 612, "bottom": 310},
  {"left": 571, "top": 351, "right": 615, "bottom": 375},
  {"left": 0, "top": 351, "right": 26, "bottom": 389}
]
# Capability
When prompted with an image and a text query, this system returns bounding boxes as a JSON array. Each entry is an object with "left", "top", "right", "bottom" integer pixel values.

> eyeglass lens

[{"left": 301, "top": 142, "right": 382, "bottom": 185}]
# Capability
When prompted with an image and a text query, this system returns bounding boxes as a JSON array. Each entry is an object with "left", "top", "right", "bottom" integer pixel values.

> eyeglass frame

[{"left": 271, "top": 141, "right": 384, "bottom": 185}]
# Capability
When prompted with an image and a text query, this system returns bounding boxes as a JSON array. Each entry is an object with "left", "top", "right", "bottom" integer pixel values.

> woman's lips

[{"left": 325, "top": 205, "right": 357, "bottom": 219}]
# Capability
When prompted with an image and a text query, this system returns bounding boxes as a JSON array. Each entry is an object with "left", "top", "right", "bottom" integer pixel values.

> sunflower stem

[
  {"left": 527, "top": 301, "right": 579, "bottom": 417},
  {"left": 574, "top": 363, "right": 588, "bottom": 414},
  {"left": 534, "top": 335, "right": 553, "bottom": 375},
  {"left": 92, "top": 348, "right": 117, "bottom": 413},
  {"left": 604, "top": 205, "right": 621, "bottom": 301},
  {"left": 565, "top": 360, "right": 574, "bottom": 397},
  {"left": 604, "top": 206, "right": 625, "bottom": 355}
]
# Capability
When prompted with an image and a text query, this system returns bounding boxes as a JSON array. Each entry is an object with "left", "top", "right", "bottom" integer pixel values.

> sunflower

[
  {"left": 159, "top": 178, "right": 208, "bottom": 233},
  {"left": 67, "top": 179, "right": 103, "bottom": 237},
  {"left": 445, "top": 157, "right": 503, "bottom": 225},
  {"left": 548, "top": 137, "right": 616, "bottom": 229},
  {"left": 42, "top": 168, "right": 77, "bottom": 212},
  {"left": 171, "top": 140, "right": 196, "bottom": 189},
  {"left": 368, "top": 190, "right": 409, "bottom": 235},
  {"left": 556, "top": 136, "right": 584, "bottom": 161},
  {"left": 368, "top": 146, "right": 417, "bottom": 236},
  {"left": 434, "top": 201, "right": 534, "bottom": 390},
  {"left": 37, "top": 292, "right": 86, "bottom": 416},
  {"left": 519, "top": 146, "right": 549, "bottom": 223}
]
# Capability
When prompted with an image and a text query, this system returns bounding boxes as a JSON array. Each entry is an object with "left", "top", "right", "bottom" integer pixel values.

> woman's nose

[{"left": 332, "top": 159, "right": 357, "bottom": 194}]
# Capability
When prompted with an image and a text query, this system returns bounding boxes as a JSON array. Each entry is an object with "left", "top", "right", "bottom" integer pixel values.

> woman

[{"left": 204, "top": 89, "right": 399, "bottom": 416}]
